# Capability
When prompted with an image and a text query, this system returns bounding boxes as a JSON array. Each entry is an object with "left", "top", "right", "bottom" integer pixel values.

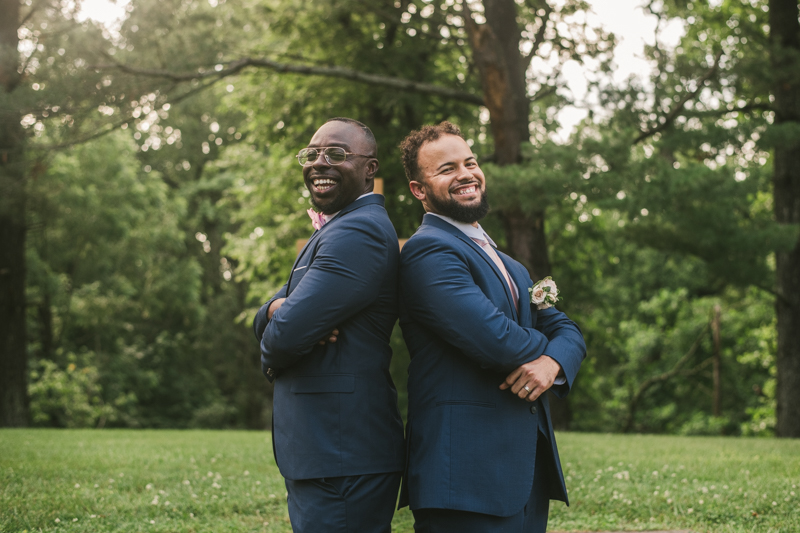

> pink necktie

[
  {"left": 307, "top": 209, "right": 326, "bottom": 231},
  {"left": 471, "top": 237, "right": 519, "bottom": 311}
]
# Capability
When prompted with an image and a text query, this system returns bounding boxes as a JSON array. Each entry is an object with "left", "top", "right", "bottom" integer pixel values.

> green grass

[{"left": 1, "top": 430, "right": 798, "bottom": 532}]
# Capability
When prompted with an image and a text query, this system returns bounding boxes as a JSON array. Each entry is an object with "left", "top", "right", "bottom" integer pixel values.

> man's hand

[
  {"left": 267, "top": 298, "right": 286, "bottom": 320},
  {"left": 500, "top": 355, "right": 563, "bottom": 402},
  {"left": 318, "top": 328, "right": 339, "bottom": 345}
]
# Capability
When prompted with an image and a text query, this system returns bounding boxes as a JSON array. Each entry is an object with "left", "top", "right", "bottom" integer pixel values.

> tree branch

[
  {"left": 622, "top": 323, "right": 710, "bottom": 432},
  {"left": 632, "top": 50, "right": 724, "bottom": 145},
  {"left": 684, "top": 101, "right": 774, "bottom": 118},
  {"left": 36, "top": 76, "right": 223, "bottom": 150},
  {"left": 91, "top": 56, "right": 485, "bottom": 106},
  {"left": 522, "top": 0, "right": 553, "bottom": 70}
]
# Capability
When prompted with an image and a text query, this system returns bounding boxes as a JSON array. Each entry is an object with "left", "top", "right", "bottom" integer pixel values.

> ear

[
  {"left": 409, "top": 180, "right": 426, "bottom": 201},
  {"left": 365, "top": 158, "right": 379, "bottom": 179}
]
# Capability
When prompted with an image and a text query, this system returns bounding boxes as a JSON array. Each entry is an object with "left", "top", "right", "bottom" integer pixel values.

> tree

[
  {"left": 770, "top": 0, "right": 800, "bottom": 437},
  {"left": 1, "top": 0, "right": 29, "bottom": 426}
]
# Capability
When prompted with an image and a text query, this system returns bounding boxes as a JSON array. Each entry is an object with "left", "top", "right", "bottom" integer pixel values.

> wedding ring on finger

[{"left": 523, "top": 385, "right": 532, "bottom": 393}]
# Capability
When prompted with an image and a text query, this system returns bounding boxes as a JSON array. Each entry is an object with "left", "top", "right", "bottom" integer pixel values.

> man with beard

[
  {"left": 397, "top": 121, "right": 586, "bottom": 532},
  {"left": 253, "top": 118, "right": 404, "bottom": 533}
]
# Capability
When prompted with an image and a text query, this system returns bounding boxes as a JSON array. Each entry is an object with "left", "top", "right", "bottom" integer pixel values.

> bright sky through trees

[{"left": 74, "top": 0, "right": 684, "bottom": 137}]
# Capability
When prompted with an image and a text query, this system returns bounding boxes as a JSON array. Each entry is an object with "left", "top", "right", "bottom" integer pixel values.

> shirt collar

[
  {"left": 322, "top": 192, "right": 375, "bottom": 223},
  {"left": 427, "top": 213, "right": 497, "bottom": 247}
]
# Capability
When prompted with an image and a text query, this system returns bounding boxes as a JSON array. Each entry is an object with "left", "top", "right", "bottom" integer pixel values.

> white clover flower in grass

[
  {"left": 74, "top": 483, "right": 80, "bottom": 488},
  {"left": 182, "top": 480, "right": 191, "bottom": 485},
  {"left": 244, "top": 470, "right": 250, "bottom": 476},
  {"left": 72, "top": 518, "right": 78, "bottom": 522},
  {"left": 55, "top": 518, "right": 60, "bottom": 523},
  {"left": 146, "top": 483, "right": 153, "bottom": 490},
  {"left": 687, "top": 508, "right": 694, "bottom": 514}
]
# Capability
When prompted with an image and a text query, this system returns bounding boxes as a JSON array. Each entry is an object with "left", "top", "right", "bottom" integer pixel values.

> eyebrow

[{"left": 436, "top": 156, "right": 476, "bottom": 172}]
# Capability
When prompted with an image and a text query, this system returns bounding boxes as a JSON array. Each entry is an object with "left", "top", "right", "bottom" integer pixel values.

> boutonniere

[{"left": 529, "top": 276, "right": 559, "bottom": 309}]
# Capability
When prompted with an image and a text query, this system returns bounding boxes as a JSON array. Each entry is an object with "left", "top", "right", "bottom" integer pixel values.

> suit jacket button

[{"left": 530, "top": 405, "right": 538, "bottom": 415}]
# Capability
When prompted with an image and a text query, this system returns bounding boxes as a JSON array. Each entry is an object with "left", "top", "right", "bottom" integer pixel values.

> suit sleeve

[
  {"left": 253, "top": 282, "right": 289, "bottom": 341},
  {"left": 401, "top": 236, "right": 553, "bottom": 374},
  {"left": 535, "top": 306, "right": 586, "bottom": 398},
  {"left": 260, "top": 218, "right": 389, "bottom": 369}
]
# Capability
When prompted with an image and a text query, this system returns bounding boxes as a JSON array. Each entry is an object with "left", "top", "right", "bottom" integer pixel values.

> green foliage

[
  {"left": 29, "top": 358, "right": 120, "bottom": 428},
  {"left": 25, "top": 131, "right": 249, "bottom": 428},
  {"left": 13, "top": 0, "right": 790, "bottom": 437}
]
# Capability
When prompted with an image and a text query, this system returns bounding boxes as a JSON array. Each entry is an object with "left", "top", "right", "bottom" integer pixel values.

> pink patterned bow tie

[{"left": 307, "top": 209, "right": 327, "bottom": 231}]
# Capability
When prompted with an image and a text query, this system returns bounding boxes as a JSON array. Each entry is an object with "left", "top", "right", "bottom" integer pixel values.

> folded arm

[
  {"left": 401, "top": 238, "right": 552, "bottom": 374},
  {"left": 261, "top": 220, "right": 388, "bottom": 369}
]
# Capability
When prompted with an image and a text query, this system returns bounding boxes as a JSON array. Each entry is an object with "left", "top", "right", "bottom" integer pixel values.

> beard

[{"left": 427, "top": 189, "right": 490, "bottom": 224}]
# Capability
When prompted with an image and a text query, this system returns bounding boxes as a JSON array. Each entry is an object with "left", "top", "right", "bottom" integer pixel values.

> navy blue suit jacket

[
  {"left": 398, "top": 214, "right": 586, "bottom": 517},
  {"left": 253, "top": 195, "right": 405, "bottom": 481}
]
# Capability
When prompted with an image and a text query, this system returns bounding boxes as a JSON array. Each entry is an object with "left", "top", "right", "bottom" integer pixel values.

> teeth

[
  {"left": 456, "top": 185, "right": 476, "bottom": 195},
  {"left": 313, "top": 178, "right": 337, "bottom": 189}
]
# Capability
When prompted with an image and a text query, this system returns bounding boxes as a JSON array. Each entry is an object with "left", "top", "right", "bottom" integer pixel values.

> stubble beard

[{"left": 427, "top": 188, "right": 490, "bottom": 224}]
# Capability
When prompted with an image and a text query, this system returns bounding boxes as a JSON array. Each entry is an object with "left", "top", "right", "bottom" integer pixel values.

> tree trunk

[
  {"left": 770, "top": 0, "right": 800, "bottom": 438},
  {"left": 0, "top": 0, "right": 30, "bottom": 427},
  {"left": 465, "top": 0, "right": 566, "bottom": 427},
  {"left": 502, "top": 208, "right": 552, "bottom": 282},
  {"left": 712, "top": 304, "right": 721, "bottom": 417}
]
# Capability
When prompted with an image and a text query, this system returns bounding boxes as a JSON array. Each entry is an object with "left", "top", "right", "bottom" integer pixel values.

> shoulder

[
  {"left": 401, "top": 224, "right": 468, "bottom": 265},
  {"left": 318, "top": 204, "right": 396, "bottom": 253}
]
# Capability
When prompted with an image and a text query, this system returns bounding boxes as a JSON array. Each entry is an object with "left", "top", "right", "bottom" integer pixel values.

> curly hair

[{"left": 399, "top": 121, "right": 463, "bottom": 183}]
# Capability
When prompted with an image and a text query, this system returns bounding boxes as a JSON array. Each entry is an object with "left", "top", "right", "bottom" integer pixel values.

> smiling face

[
  {"left": 409, "top": 134, "right": 489, "bottom": 225},
  {"left": 303, "top": 121, "right": 378, "bottom": 215}
]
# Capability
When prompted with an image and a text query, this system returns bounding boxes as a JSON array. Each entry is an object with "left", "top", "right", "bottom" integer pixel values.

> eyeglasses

[{"left": 296, "top": 147, "right": 373, "bottom": 166}]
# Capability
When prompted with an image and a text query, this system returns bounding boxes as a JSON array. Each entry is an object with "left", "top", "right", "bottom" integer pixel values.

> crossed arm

[
  {"left": 257, "top": 220, "right": 389, "bottom": 370},
  {"left": 401, "top": 238, "right": 585, "bottom": 402}
]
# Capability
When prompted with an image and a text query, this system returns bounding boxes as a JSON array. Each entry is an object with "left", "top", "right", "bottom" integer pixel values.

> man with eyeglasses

[{"left": 253, "top": 118, "right": 405, "bottom": 533}]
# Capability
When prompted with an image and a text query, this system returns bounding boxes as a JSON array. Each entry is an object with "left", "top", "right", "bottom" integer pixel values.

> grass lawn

[{"left": 1, "top": 430, "right": 798, "bottom": 532}]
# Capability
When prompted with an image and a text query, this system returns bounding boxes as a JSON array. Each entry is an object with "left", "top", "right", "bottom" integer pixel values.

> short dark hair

[
  {"left": 325, "top": 117, "right": 377, "bottom": 156},
  {"left": 399, "top": 121, "right": 464, "bottom": 183}
]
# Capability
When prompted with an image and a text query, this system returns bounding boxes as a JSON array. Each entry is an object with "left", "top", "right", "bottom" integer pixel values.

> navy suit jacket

[
  {"left": 253, "top": 194, "right": 405, "bottom": 481},
  {"left": 398, "top": 214, "right": 586, "bottom": 517}
]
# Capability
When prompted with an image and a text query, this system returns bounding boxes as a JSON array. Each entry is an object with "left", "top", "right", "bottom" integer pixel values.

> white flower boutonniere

[{"left": 529, "top": 276, "right": 559, "bottom": 310}]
